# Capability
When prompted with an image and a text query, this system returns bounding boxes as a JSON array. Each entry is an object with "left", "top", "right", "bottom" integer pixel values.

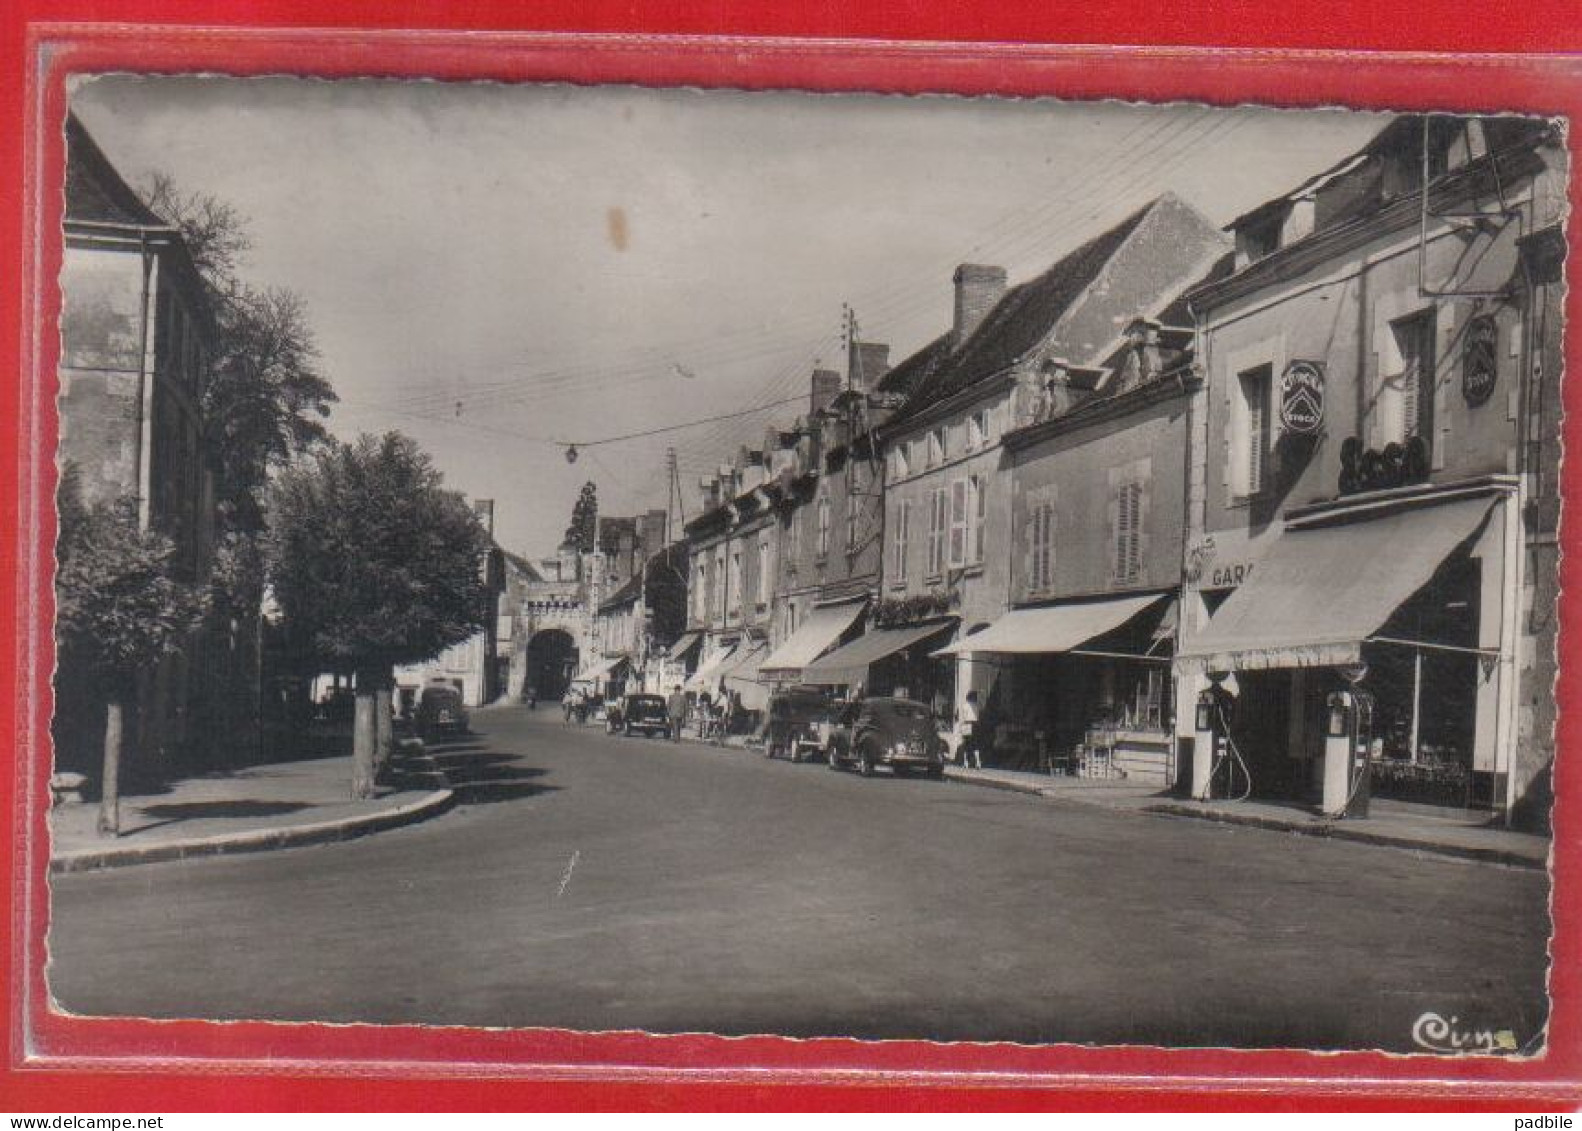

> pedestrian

[
  {"left": 666, "top": 685, "right": 687, "bottom": 742},
  {"left": 958, "top": 689, "right": 982, "bottom": 769}
]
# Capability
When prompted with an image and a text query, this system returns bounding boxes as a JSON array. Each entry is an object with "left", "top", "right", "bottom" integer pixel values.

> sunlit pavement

[{"left": 48, "top": 705, "right": 1550, "bottom": 1052}]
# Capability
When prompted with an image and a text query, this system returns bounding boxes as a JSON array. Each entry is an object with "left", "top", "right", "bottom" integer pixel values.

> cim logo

[
  {"left": 1410, "top": 1011, "right": 1520, "bottom": 1055},
  {"left": 1279, "top": 360, "right": 1325, "bottom": 435}
]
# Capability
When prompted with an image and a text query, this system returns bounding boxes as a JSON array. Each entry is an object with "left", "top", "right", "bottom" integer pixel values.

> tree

[
  {"left": 267, "top": 433, "right": 491, "bottom": 798},
  {"left": 144, "top": 173, "right": 336, "bottom": 529},
  {"left": 564, "top": 481, "right": 598, "bottom": 553},
  {"left": 54, "top": 471, "right": 210, "bottom": 835}
]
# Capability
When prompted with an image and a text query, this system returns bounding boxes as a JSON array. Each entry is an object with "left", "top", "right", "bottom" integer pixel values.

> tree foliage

[
  {"left": 565, "top": 481, "right": 598, "bottom": 553},
  {"left": 144, "top": 173, "right": 336, "bottom": 532},
  {"left": 267, "top": 432, "right": 492, "bottom": 670},
  {"left": 54, "top": 470, "right": 211, "bottom": 693}
]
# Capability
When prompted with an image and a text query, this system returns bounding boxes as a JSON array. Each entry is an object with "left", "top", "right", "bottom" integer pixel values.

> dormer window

[
  {"left": 928, "top": 426, "right": 948, "bottom": 465},
  {"left": 967, "top": 408, "right": 990, "bottom": 450},
  {"left": 1237, "top": 211, "right": 1283, "bottom": 265}
]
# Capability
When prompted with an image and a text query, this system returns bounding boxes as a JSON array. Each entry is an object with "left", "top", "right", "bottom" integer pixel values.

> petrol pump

[
  {"left": 1321, "top": 676, "right": 1373, "bottom": 819},
  {"left": 1191, "top": 676, "right": 1240, "bottom": 800}
]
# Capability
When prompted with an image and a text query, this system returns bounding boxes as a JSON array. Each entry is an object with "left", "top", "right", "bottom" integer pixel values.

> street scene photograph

[{"left": 43, "top": 75, "right": 1565, "bottom": 1054}]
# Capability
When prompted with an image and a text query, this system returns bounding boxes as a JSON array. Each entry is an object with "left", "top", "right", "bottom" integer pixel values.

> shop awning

[
  {"left": 933, "top": 593, "right": 1171, "bottom": 657},
  {"left": 1175, "top": 496, "right": 1497, "bottom": 675},
  {"left": 802, "top": 621, "right": 956, "bottom": 687},
  {"left": 722, "top": 640, "right": 772, "bottom": 710},
  {"left": 571, "top": 654, "right": 629, "bottom": 685},
  {"left": 683, "top": 642, "right": 738, "bottom": 692},
  {"left": 758, "top": 599, "right": 867, "bottom": 678},
  {"left": 667, "top": 632, "right": 703, "bottom": 660}
]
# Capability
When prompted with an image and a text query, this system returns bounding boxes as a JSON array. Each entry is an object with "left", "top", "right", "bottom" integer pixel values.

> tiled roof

[
  {"left": 875, "top": 332, "right": 953, "bottom": 398},
  {"left": 885, "top": 200, "right": 1156, "bottom": 427},
  {"left": 65, "top": 114, "right": 169, "bottom": 229}
]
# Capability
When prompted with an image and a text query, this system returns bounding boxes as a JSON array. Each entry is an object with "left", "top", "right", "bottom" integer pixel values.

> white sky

[{"left": 70, "top": 76, "right": 1388, "bottom": 557}]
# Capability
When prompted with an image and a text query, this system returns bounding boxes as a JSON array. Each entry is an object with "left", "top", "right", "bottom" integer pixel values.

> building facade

[
  {"left": 1173, "top": 115, "right": 1566, "bottom": 829},
  {"left": 55, "top": 112, "right": 221, "bottom": 781},
  {"left": 876, "top": 195, "right": 1230, "bottom": 724}
]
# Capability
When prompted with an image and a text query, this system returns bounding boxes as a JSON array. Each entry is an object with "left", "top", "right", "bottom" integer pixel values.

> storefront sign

[{"left": 1279, "top": 360, "right": 1325, "bottom": 435}]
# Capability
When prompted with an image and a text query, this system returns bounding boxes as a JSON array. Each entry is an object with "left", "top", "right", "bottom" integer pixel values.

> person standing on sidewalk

[
  {"left": 957, "top": 689, "right": 982, "bottom": 769},
  {"left": 665, "top": 686, "right": 688, "bottom": 742}
]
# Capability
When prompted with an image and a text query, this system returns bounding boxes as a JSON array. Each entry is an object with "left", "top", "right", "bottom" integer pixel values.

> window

[
  {"left": 757, "top": 533, "right": 772, "bottom": 607},
  {"left": 926, "top": 486, "right": 948, "bottom": 576},
  {"left": 714, "top": 547, "right": 728, "bottom": 619},
  {"left": 967, "top": 408, "right": 990, "bottom": 450},
  {"left": 948, "top": 478, "right": 969, "bottom": 568},
  {"left": 891, "top": 499, "right": 911, "bottom": 584},
  {"left": 1388, "top": 310, "right": 1437, "bottom": 454},
  {"left": 1234, "top": 364, "right": 1273, "bottom": 497},
  {"left": 1124, "top": 665, "right": 1167, "bottom": 730},
  {"left": 928, "top": 426, "right": 948, "bottom": 466},
  {"left": 729, "top": 548, "right": 743, "bottom": 616},
  {"left": 970, "top": 474, "right": 986, "bottom": 564},
  {"left": 1028, "top": 501, "right": 1055, "bottom": 592},
  {"left": 1113, "top": 480, "right": 1144, "bottom": 584},
  {"left": 785, "top": 510, "right": 801, "bottom": 568},
  {"left": 846, "top": 493, "right": 860, "bottom": 552},
  {"left": 815, "top": 491, "right": 832, "bottom": 559}
]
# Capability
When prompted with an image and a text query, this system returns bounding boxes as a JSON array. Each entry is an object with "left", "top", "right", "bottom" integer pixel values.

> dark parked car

[
  {"left": 415, "top": 682, "right": 469, "bottom": 739},
  {"left": 610, "top": 693, "right": 672, "bottom": 738},
  {"left": 825, "top": 696, "right": 946, "bottom": 778},
  {"left": 763, "top": 686, "right": 837, "bottom": 762}
]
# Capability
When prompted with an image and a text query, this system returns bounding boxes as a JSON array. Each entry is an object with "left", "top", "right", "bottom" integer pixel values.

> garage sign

[{"left": 1279, "top": 360, "right": 1325, "bottom": 435}]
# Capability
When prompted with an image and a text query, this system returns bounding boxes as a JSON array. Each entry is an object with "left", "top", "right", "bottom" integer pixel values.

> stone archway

[{"left": 526, "top": 629, "right": 579, "bottom": 701}]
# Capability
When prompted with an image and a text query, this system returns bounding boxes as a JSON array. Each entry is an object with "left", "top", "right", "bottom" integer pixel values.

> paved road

[{"left": 48, "top": 706, "right": 1551, "bottom": 1051}]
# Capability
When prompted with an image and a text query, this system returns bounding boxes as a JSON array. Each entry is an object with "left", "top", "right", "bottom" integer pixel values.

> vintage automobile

[
  {"left": 609, "top": 693, "right": 672, "bottom": 739},
  {"left": 415, "top": 681, "right": 469, "bottom": 740},
  {"left": 763, "top": 685, "right": 838, "bottom": 762},
  {"left": 825, "top": 696, "right": 947, "bottom": 778}
]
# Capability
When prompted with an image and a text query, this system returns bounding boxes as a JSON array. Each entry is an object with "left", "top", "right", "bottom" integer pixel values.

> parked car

[
  {"left": 415, "top": 682, "right": 469, "bottom": 739},
  {"left": 763, "top": 686, "right": 837, "bottom": 762},
  {"left": 610, "top": 693, "right": 672, "bottom": 738},
  {"left": 825, "top": 697, "right": 947, "bottom": 778}
]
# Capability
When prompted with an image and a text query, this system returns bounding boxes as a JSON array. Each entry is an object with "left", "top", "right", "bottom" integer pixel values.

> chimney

[
  {"left": 952, "top": 263, "right": 1007, "bottom": 347},
  {"left": 642, "top": 508, "right": 668, "bottom": 554},
  {"left": 847, "top": 340, "right": 891, "bottom": 392},
  {"left": 472, "top": 498, "right": 495, "bottom": 538},
  {"left": 809, "top": 367, "right": 843, "bottom": 416}
]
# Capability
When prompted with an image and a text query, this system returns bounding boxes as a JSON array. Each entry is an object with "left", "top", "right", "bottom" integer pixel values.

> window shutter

[
  {"left": 1020, "top": 501, "right": 1037, "bottom": 598},
  {"left": 948, "top": 478, "right": 968, "bottom": 568},
  {"left": 973, "top": 475, "right": 987, "bottom": 562},
  {"left": 1248, "top": 378, "right": 1267, "bottom": 495},
  {"left": 1135, "top": 477, "right": 1151, "bottom": 585}
]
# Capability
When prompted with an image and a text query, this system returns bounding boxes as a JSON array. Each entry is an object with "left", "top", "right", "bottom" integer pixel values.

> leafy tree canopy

[
  {"left": 55, "top": 469, "right": 211, "bottom": 692},
  {"left": 267, "top": 432, "right": 492, "bottom": 670},
  {"left": 144, "top": 174, "right": 336, "bottom": 532},
  {"left": 565, "top": 481, "right": 597, "bottom": 554}
]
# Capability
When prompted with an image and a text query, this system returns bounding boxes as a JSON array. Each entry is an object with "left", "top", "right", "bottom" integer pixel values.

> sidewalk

[
  {"left": 939, "top": 764, "right": 1547, "bottom": 868},
  {"left": 50, "top": 752, "right": 454, "bottom": 873}
]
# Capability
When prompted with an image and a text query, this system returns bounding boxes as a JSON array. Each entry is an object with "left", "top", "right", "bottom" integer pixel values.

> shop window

[
  {"left": 1233, "top": 363, "right": 1273, "bottom": 498},
  {"left": 926, "top": 486, "right": 948, "bottom": 577},
  {"left": 1123, "top": 666, "right": 1167, "bottom": 731},
  {"left": 891, "top": 499, "right": 911, "bottom": 584},
  {"left": 948, "top": 478, "right": 969, "bottom": 568}
]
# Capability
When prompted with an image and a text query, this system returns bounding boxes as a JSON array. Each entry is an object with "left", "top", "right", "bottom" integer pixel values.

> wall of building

[{"left": 1008, "top": 391, "right": 1192, "bottom": 604}]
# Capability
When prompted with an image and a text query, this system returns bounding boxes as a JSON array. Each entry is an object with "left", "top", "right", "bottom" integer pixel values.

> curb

[
  {"left": 50, "top": 788, "right": 457, "bottom": 874},
  {"left": 942, "top": 768, "right": 1052, "bottom": 797},
  {"left": 1143, "top": 802, "right": 1547, "bottom": 870}
]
